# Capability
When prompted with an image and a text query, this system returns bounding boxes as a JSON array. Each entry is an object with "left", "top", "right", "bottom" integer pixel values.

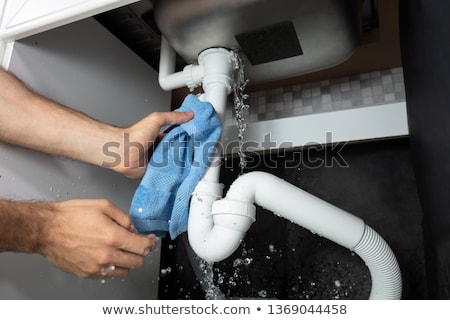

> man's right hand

[{"left": 37, "top": 199, "right": 157, "bottom": 278}]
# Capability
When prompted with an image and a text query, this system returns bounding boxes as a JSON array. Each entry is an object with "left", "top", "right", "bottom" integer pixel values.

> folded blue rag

[{"left": 129, "top": 94, "right": 222, "bottom": 239}]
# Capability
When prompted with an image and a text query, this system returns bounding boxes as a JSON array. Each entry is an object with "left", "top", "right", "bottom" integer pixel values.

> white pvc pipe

[
  {"left": 224, "top": 172, "right": 365, "bottom": 248},
  {"left": 190, "top": 171, "right": 364, "bottom": 260},
  {"left": 189, "top": 171, "right": 402, "bottom": 299},
  {"left": 158, "top": 37, "right": 204, "bottom": 91},
  {"left": 187, "top": 48, "right": 247, "bottom": 260},
  {"left": 196, "top": 48, "right": 235, "bottom": 182},
  {"left": 188, "top": 179, "right": 256, "bottom": 262}
]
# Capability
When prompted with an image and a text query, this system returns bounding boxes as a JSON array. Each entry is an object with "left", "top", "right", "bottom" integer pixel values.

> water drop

[
  {"left": 160, "top": 267, "right": 172, "bottom": 276},
  {"left": 258, "top": 290, "right": 267, "bottom": 298},
  {"left": 233, "top": 258, "right": 243, "bottom": 267}
]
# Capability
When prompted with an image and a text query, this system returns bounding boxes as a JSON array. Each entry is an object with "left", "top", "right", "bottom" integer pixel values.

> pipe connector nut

[
  {"left": 183, "top": 64, "right": 204, "bottom": 90},
  {"left": 211, "top": 199, "right": 256, "bottom": 232}
]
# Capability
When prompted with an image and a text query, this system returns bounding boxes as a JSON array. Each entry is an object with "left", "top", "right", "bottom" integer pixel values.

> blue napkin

[{"left": 129, "top": 94, "right": 222, "bottom": 239}]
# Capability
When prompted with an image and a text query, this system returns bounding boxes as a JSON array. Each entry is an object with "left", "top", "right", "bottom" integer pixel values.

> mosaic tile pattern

[{"left": 225, "top": 67, "right": 405, "bottom": 125}]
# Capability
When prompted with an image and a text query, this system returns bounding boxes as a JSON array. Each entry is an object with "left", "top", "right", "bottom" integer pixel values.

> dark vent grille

[{"left": 235, "top": 21, "right": 303, "bottom": 65}]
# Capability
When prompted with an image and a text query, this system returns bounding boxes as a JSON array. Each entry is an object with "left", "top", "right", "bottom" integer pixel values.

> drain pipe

[
  {"left": 157, "top": 39, "right": 402, "bottom": 299},
  {"left": 190, "top": 170, "right": 402, "bottom": 299},
  {"left": 186, "top": 47, "right": 246, "bottom": 262},
  {"left": 158, "top": 38, "right": 248, "bottom": 260},
  {"left": 158, "top": 36, "right": 204, "bottom": 91},
  {"left": 211, "top": 171, "right": 402, "bottom": 300},
  {"left": 158, "top": 36, "right": 234, "bottom": 183}
]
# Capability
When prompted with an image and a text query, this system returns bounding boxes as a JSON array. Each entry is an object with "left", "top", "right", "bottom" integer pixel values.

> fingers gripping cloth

[{"left": 129, "top": 94, "right": 222, "bottom": 239}]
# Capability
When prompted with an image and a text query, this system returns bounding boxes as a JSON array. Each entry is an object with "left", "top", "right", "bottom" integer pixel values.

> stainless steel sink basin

[{"left": 152, "top": 0, "right": 359, "bottom": 84}]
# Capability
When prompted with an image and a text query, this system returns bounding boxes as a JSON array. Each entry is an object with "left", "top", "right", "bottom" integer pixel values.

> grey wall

[{"left": 0, "top": 17, "right": 170, "bottom": 299}]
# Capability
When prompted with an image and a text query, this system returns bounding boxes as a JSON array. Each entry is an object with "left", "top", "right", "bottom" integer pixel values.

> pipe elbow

[
  {"left": 158, "top": 36, "right": 204, "bottom": 91},
  {"left": 188, "top": 188, "right": 256, "bottom": 262},
  {"left": 158, "top": 75, "right": 176, "bottom": 91},
  {"left": 188, "top": 225, "right": 248, "bottom": 263}
]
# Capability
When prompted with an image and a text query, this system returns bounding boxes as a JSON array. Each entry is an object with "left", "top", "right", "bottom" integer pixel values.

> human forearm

[
  {"left": 0, "top": 68, "right": 122, "bottom": 168},
  {"left": 0, "top": 68, "right": 194, "bottom": 178},
  {"left": 0, "top": 199, "right": 53, "bottom": 254}
]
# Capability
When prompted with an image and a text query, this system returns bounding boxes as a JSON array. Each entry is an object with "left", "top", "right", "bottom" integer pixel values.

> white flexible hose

[{"left": 353, "top": 225, "right": 402, "bottom": 299}]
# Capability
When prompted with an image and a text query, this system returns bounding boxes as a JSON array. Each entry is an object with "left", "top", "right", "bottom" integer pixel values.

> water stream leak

[
  {"left": 231, "top": 51, "right": 250, "bottom": 174},
  {"left": 198, "top": 260, "right": 226, "bottom": 300}
]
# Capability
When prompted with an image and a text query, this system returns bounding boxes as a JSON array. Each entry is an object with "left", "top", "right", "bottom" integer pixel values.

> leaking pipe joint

[
  {"left": 158, "top": 37, "right": 236, "bottom": 100},
  {"left": 188, "top": 171, "right": 402, "bottom": 300}
]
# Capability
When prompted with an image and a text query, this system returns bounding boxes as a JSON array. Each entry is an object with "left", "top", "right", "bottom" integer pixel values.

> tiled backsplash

[{"left": 225, "top": 67, "right": 405, "bottom": 125}]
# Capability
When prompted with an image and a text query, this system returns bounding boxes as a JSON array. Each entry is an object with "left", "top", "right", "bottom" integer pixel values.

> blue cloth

[{"left": 129, "top": 94, "right": 222, "bottom": 239}]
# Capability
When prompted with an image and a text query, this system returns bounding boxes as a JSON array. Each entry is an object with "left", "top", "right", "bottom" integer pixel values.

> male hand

[
  {"left": 39, "top": 199, "right": 157, "bottom": 279},
  {"left": 111, "top": 111, "right": 194, "bottom": 179}
]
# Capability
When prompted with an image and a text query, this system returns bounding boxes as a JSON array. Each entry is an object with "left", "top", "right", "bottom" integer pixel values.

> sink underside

[{"left": 152, "top": 0, "right": 359, "bottom": 84}]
